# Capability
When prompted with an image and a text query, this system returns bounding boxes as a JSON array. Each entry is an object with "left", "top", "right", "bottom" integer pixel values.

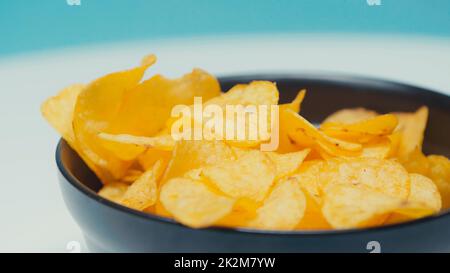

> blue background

[{"left": 1, "top": 0, "right": 449, "bottom": 57}]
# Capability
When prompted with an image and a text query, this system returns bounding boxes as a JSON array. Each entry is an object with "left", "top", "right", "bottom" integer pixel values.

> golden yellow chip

[
  {"left": 387, "top": 173, "right": 441, "bottom": 224},
  {"left": 322, "top": 184, "right": 403, "bottom": 229},
  {"left": 184, "top": 81, "right": 280, "bottom": 148},
  {"left": 202, "top": 149, "right": 276, "bottom": 202},
  {"left": 400, "top": 148, "right": 430, "bottom": 176},
  {"left": 98, "top": 182, "right": 129, "bottom": 203},
  {"left": 110, "top": 68, "right": 221, "bottom": 137},
  {"left": 41, "top": 83, "right": 110, "bottom": 182},
  {"left": 265, "top": 149, "right": 310, "bottom": 179},
  {"left": 427, "top": 155, "right": 450, "bottom": 209},
  {"left": 321, "top": 114, "right": 398, "bottom": 144},
  {"left": 321, "top": 114, "right": 397, "bottom": 135},
  {"left": 137, "top": 148, "right": 172, "bottom": 171},
  {"left": 41, "top": 84, "right": 84, "bottom": 146},
  {"left": 216, "top": 198, "right": 259, "bottom": 228},
  {"left": 120, "top": 160, "right": 165, "bottom": 211},
  {"left": 361, "top": 137, "right": 392, "bottom": 159},
  {"left": 206, "top": 80, "right": 279, "bottom": 107},
  {"left": 323, "top": 108, "right": 378, "bottom": 124},
  {"left": 121, "top": 169, "right": 144, "bottom": 183},
  {"left": 319, "top": 157, "right": 410, "bottom": 200},
  {"left": 98, "top": 132, "right": 175, "bottom": 160},
  {"left": 248, "top": 178, "right": 306, "bottom": 230},
  {"left": 160, "top": 177, "right": 235, "bottom": 228},
  {"left": 280, "top": 89, "right": 306, "bottom": 113},
  {"left": 162, "top": 140, "right": 235, "bottom": 181},
  {"left": 402, "top": 173, "right": 441, "bottom": 214},
  {"left": 281, "top": 109, "right": 362, "bottom": 157},
  {"left": 393, "top": 106, "right": 428, "bottom": 159},
  {"left": 73, "top": 56, "right": 155, "bottom": 180}
]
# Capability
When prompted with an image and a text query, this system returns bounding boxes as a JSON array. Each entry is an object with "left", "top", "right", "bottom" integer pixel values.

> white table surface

[{"left": 1, "top": 34, "right": 449, "bottom": 252}]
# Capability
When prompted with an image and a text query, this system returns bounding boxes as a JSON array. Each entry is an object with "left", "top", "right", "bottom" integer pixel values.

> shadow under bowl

[{"left": 57, "top": 73, "right": 450, "bottom": 252}]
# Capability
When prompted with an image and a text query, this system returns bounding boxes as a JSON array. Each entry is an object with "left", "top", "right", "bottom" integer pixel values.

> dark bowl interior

[{"left": 57, "top": 73, "right": 450, "bottom": 252}]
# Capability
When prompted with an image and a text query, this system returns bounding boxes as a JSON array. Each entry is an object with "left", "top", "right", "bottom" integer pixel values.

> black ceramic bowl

[{"left": 57, "top": 74, "right": 450, "bottom": 253}]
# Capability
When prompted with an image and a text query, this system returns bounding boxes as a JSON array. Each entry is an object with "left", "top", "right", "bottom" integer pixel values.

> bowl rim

[{"left": 56, "top": 72, "right": 450, "bottom": 237}]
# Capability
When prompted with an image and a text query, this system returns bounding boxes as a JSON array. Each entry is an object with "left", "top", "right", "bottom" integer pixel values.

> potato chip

[
  {"left": 121, "top": 169, "right": 144, "bottom": 183},
  {"left": 98, "top": 182, "right": 129, "bottom": 203},
  {"left": 41, "top": 83, "right": 109, "bottom": 182},
  {"left": 281, "top": 109, "right": 362, "bottom": 157},
  {"left": 99, "top": 132, "right": 175, "bottom": 155},
  {"left": 296, "top": 192, "right": 331, "bottom": 230},
  {"left": 291, "top": 161, "right": 323, "bottom": 201},
  {"left": 427, "top": 155, "right": 450, "bottom": 209},
  {"left": 280, "top": 89, "right": 306, "bottom": 113},
  {"left": 138, "top": 148, "right": 172, "bottom": 171},
  {"left": 109, "top": 68, "right": 221, "bottom": 137},
  {"left": 277, "top": 104, "right": 305, "bottom": 153},
  {"left": 202, "top": 149, "right": 276, "bottom": 202},
  {"left": 387, "top": 173, "right": 442, "bottom": 224},
  {"left": 205, "top": 81, "right": 279, "bottom": 107},
  {"left": 322, "top": 184, "right": 403, "bottom": 229},
  {"left": 160, "top": 177, "right": 235, "bottom": 228},
  {"left": 319, "top": 157, "right": 410, "bottom": 200},
  {"left": 248, "top": 178, "right": 306, "bottom": 230},
  {"left": 162, "top": 140, "right": 235, "bottom": 181},
  {"left": 321, "top": 114, "right": 398, "bottom": 143},
  {"left": 402, "top": 174, "right": 441, "bottom": 214},
  {"left": 120, "top": 160, "right": 165, "bottom": 211},
  {"left": 393, "top": 106, "right": 428, "bottom": 159},
  {"left": 216, "top": 198, "right": 259, "bottom": 228},
  {"left": 41, "top": 84, "right": 84, "bottom": 146},
  {"left": 361, "top": 137, "right": 392, "bottom": 159},
  {"left": 323, "top": 108, "right": 378, "bottom": 124},
  {"left": 204, "top": 81, "right": 279, "bottom": 147},
  {"left": 265, "top": 149, "right": 310, "bottom": 179},
  {"left": 73, "top": 56, "right": 155, "bottom": 180},
  {"left": 400, "top": 147, "right": 430, "bottom": 176}
]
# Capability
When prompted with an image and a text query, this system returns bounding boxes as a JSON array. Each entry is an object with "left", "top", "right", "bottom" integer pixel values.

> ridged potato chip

[
  {"left": 386, "top": 173, "right": 441, "bottom": 224},
  {"left": 98, "top": 182, "right": 129, "bottom": 203},
  {"left": 319, "top": 157, "right": 410, "bottom": 201},
  {"left": 393, "top": 106, "right": 428, "bottom": 159},
  {"left": 248, "top": 178, "right": 306, "bottom": 230},
  {"left": 427, "top": 155, "right": 450, "bottom": 209},
  {"left": 205, "top": 81, "right": 279, "bottom": 107},
  {"left": 202, "top": 149, "right": 276, "bottom": 202},
  {"left": 162, "top": 140, "right": 235, "bottom": 181},
  {"left": 203, "top": 81, "right": 279, "bottom": 148},
  {"left": 160, "top": 177, "right": 235, "bottom": 228},
  {"left": 120, "top": 160, "right": 166, "bottom": 211},
  {"left": 73, "top": 56, "right": 155, "bottom": 180},
  {"left": 361, "top": 137, "right": 392, "bottom": 159},
  {"left": 265, "top": 149, "right": 310, "bottom": 179},
  {"left": 202, "top": 150, "right": 276, "bottom": 202},
  {"left": 138, "top": 148, "right": 172, "bottom": 171},
  {"left": 282, "top": 109, "right": 362, "bottom": 157},
  {"left": 322, "top": 184, "right": 403, "bottom": 229},
  {"left": 109, "top": 68, "right": 221, "bottom": 137},
  {"left": 291, "top": 161, "right": 331, "bottom": 229},
  {"left": 41, "top": 84, "right": 84, "bottom": 146},
  {"left": 277, "top": 91, "right": 307, "bottom": 153},
  {"left": 321, "top": 114, "right": 398, "bottom": 143},
  {"left": 41, "top": 83, "right": 110, "bottom": 182},
  {"left": 323, "top": 108, "right": 378, "bottom": 124}
]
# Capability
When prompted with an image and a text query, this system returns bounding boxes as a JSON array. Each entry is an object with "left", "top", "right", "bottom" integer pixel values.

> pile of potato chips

[{"left": 42, "top": 55, "right": 450, "bottom": 230}]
